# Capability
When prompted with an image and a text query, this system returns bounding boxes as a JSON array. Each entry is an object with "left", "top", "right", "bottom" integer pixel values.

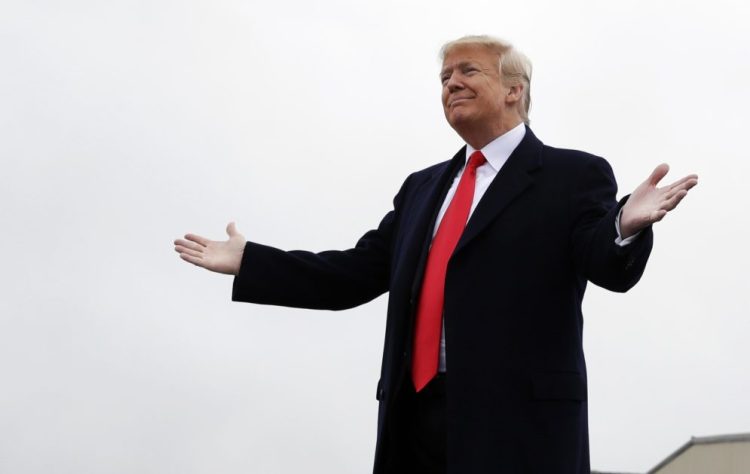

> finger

[
  {"left": 173, "top": 239, "right": 204, "bottom": 252},
  {"left": 180, "top": 253, "right": 205, "bottom": 267},
  {"left": 663, "top": 178, "right": 698, "bottom": 200},
  {"left": 226, "top": 221, "right": 239, "bottom": 237},
  {"left": 661, "top": 189, "right": 689, "bottom": 212},
  {"left": 647, "top": 163, "right": 670, "bottom": 187},
  {"left": 184, "top": 233, "right": 210, "bottom": 246},
  {"left": 175, "top": 245, "right": 203, "bottom": 258},
  {"left": 665, "top": 174, "right": 699, "bottom": 191}
]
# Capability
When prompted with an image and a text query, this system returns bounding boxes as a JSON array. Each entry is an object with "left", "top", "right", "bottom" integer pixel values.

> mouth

[{"left": 448, "top": 97, "right": 472, "bottom": 107}]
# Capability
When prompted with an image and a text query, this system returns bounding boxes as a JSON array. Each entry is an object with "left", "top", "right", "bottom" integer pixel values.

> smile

[{"left": 449, "top": 97, "right": 472, "bottom": 107}]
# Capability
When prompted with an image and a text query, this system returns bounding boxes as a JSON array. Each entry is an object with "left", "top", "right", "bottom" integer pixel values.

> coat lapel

[
  {"left": 407, "top": 149, "right": 466, "bottom": 305},
  {"left": 454, "top": 127, "right": 544, "bottom": 255}
]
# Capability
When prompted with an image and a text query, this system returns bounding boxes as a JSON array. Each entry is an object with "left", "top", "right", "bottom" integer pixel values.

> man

[{"left": 174, "top": 36, "right": 697, "bottom": 473}]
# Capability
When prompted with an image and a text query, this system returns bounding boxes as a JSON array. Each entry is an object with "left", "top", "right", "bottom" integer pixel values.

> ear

[{"left": 505, "top": 84, "right": 524, "bottom": 106}]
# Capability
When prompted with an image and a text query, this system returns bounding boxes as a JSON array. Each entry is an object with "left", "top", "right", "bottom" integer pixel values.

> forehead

[{"left": 441, "top": 44, "right": 498, "bottom": 71}]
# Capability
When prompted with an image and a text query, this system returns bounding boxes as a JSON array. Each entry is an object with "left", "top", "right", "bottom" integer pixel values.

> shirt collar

[{"left": 465, "top": 122, "right": 526, "bottom": 172}]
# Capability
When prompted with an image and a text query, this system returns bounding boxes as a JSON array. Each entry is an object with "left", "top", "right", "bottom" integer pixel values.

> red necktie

[{"left": 411, "top": 150, "right": 487, "bottom": 392}]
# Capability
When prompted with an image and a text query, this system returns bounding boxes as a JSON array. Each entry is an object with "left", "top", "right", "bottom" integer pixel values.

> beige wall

[{"left": 653, "top": 441, "right": 750, "bottom": 474}]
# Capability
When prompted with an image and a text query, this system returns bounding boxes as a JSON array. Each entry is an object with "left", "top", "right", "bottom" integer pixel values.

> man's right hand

[{"left": 174, "top": 222, "right": 246, "bottom": 275}]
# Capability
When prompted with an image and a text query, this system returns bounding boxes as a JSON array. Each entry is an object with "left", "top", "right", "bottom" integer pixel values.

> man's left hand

[{"left": 619, "top": 163, "right": 698, "bottom": 238}]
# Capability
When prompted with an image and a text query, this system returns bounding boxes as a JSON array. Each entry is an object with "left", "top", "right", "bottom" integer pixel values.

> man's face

[{"left": 440, "top": 44, "right": 510, "bottom": 132}]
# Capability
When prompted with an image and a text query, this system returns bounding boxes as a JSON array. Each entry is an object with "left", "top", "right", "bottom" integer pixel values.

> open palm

[
  {"left": 619, "top": 164, "right": 698, "bottom": 238},
  {"left": 174, "top": 222, "right": 247, "bottom": 275}
]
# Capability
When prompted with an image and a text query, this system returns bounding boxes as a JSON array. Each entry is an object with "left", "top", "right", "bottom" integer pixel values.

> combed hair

[{"left": 439, "top": 35, "right": 533, "bottom": 125}]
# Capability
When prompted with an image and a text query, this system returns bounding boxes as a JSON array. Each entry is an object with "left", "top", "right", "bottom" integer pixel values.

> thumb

[
  {"left": 226, "top": 221, "right": 239, "bottom": 237},
  {"left": 648, "top": 163, "right": 670, "bottom": 186}
]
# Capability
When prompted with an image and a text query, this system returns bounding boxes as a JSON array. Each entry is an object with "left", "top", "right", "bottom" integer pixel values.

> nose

[{"left": 445, "top": 72, "right": 464, "bottom": 93}]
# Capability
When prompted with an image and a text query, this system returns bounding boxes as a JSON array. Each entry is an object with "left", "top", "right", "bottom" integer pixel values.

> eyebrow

[{"left": 439, "top": 61, "right": 476, "bottom": 78}]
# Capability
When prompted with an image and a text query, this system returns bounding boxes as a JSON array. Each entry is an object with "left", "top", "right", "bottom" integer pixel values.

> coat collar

[{"left": 454, "top": 125, "right": 544, "bottom": 254}]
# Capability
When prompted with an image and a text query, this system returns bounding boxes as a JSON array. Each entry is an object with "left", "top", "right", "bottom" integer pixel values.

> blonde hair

[{"left": 440, "top": 35, "right": 533, "bottom": 125}]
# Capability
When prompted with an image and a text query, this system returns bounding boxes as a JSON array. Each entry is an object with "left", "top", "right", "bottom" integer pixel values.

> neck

[{"left": 457, "top": 118, "right": 524, "bottom": 150}]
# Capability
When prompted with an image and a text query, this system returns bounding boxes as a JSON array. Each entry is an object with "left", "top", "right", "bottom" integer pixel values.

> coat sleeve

[
  {"left": 231, "top": 176, "right": 412, "bottom": 310},
  {"left": 569, "top": 155, "right": 654, "bottom": 293}
]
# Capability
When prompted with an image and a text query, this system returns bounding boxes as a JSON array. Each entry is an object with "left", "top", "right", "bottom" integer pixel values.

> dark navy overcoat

[{"left": 232, "top": 128, "right": 653, "bottom": 474}]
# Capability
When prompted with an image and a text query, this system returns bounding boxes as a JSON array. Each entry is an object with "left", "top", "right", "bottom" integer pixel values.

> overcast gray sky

[{"left": 1, "top": 0, "right": 748, "bottom": 472}]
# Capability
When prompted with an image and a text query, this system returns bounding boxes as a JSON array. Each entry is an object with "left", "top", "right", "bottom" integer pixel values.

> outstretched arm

[
  {"left": 619, "top": 163, "right": 698, "bottom": 238},
  {"left": 174, "top": 222, "right": 247, "bottom": 275},
  {"left": 173, "top": 212, "right": 395, "bottom": 311},
  {"left": 571, "top": 158, "right": 698, "bottom": 292}
]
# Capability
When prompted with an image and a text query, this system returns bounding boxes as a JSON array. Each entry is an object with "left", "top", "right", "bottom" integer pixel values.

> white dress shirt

[{"left": 431, "top": 123, "right": 637, "bottom": 372}]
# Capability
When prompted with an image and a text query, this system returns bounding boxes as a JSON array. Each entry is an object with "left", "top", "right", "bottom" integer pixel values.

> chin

[{"left": 447, "top": 111, "right": 474, "bottom": 129}]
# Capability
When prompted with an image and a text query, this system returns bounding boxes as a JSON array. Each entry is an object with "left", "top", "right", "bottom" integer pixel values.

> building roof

[
  {"left": 592, "top": 471, "right": 640, "bottom": 474},
  {"left": 646, "top": 432, "right": 750, "bottom": 474}
]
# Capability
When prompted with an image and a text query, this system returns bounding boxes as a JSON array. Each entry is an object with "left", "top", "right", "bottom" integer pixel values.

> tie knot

[{"left": 468, "top": 150, "right": 486, "bottom": 171}]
